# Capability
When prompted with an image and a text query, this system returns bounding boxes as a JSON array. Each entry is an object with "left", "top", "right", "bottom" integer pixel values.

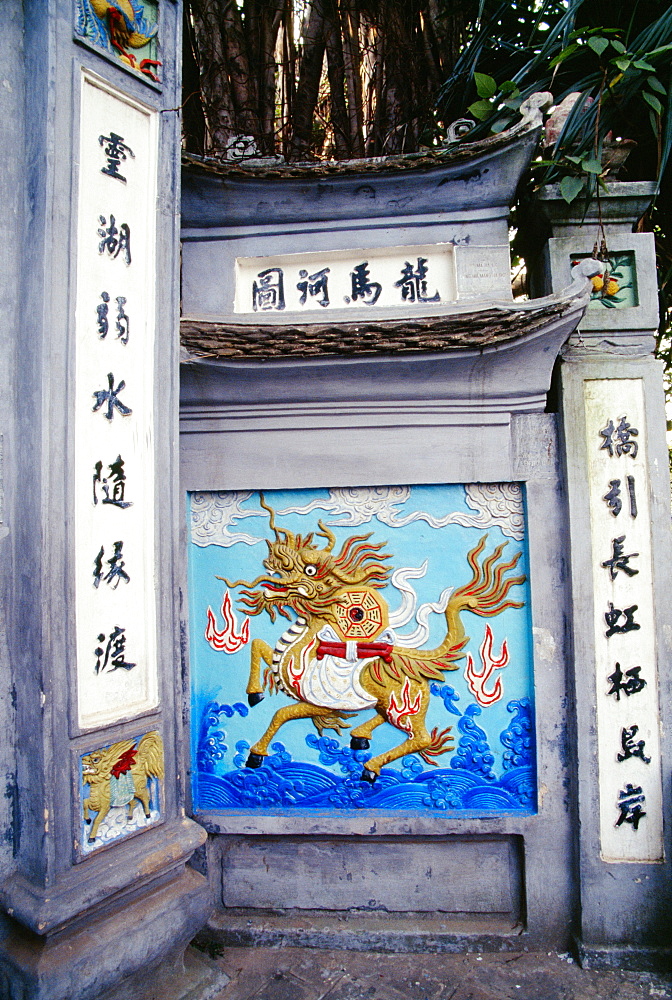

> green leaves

[
  {"left": 441, "top": 0, "right": 672, "bottom": 205},
  {"left": 648, "top": 76, "right": 667, "bottom": 95},
  {"left": 560, "top": 175, "right": 585, "bottom": 203},
  {"left": 644, "top": 91, "right": 664, "bottom": 115},
  {"left": 587, "top": 36, "right": 609, "bottom": 57},
  {"left": 468, "top": 99, "right": 496, "bottom": 120},
  {"left": 581, "top": 157, "right": 603, "bottom": 174},
  {"left": 474, "top": 72, "right": 497, "bottom": 98},
  {"left": 548, "top": 42, "right": 580, "bottom": 69},
  {"left": 469, "top": 73, "right": 520, "bottom": 122}
]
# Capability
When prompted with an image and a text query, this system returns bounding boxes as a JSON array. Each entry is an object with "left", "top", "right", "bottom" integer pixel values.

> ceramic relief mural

[
  {"left": 75, "top": 0, "right": 161, "bottom": 83},
  {"left": 189, "top": 485, "right": 536, "bottom": 814},
  {"left": 79, "top": 730, "right": 163, "bottom": 855}
]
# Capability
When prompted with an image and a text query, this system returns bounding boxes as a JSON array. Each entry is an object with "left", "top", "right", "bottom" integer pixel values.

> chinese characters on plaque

[
  {"left": 250, "top": 257, "right": 440, "bottom": 313},
  {"left": 235, "top": 244, "right": 464, "bottom": 315},
  {"left": 584, "top": 380, "right": 663, "bottom": 862},
  {"left": 74, "top": 72, "right": 159, "bottom": 730}
]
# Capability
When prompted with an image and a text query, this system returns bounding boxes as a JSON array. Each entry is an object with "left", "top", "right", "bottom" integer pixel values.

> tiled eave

[{"left": 180, "top": 282, "right": 590, "bottom": 363}]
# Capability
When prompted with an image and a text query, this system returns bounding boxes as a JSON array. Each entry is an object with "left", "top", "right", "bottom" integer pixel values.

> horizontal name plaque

[{"left": 233, "top": 243, "right": 511, "bottom": 317}]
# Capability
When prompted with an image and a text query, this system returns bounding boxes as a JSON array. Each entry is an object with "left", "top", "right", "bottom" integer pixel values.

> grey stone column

[
  {"left": 541, "top": 184, "right": 672, "bottom": 968},
  {"left": 0, "top": 3, "right": 210, "bottom": 998}
]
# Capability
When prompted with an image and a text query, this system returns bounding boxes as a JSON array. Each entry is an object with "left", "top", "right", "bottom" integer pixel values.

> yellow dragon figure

[
  {"left": 82, "top": 731, "right": 164, "bottom": 843},
  {"left": 223, "top": 497, "right": 526, "bottom": 783},
  {"left": 88, "top": 1, "right": 162, "bottom": 81}
]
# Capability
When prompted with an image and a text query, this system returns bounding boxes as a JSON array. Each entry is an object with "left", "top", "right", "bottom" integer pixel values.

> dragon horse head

[{"left": 222, "top": 495, "right": 392, "bottom": 623}]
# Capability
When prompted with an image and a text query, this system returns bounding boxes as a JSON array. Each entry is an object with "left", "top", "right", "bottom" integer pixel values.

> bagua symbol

[{"left": 221, "top": 496, "right": 525, "bottom": 783}]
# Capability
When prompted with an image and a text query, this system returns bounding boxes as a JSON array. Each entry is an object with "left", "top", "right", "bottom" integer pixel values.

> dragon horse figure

[
  {"left": 223, "top": 497, "right": 525, "bottom": 783},
  {"left": 82, "top": 731, "right": 164, "bottom": 842}
]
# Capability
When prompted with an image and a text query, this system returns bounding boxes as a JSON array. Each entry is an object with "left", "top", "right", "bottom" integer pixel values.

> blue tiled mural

[{"left": 188, "top": 485, "right": 536, "bottom": 815}]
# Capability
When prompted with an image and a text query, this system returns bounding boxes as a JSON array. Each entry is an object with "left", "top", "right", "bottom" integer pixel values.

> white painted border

[
  {"left": 74, "top": 69, "right": 159, "bottom": 729},
  {"left": 585, "top": 378, "right": 664, "bottom": 862}
]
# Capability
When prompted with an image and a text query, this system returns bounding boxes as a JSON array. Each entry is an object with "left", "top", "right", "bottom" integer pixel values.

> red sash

[{"left": 316, "top": 640, "right": 393, "bottom": 664}]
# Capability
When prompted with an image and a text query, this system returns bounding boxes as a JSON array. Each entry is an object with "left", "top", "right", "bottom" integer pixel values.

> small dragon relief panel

[
  {"left": 78, "top": 730, "right": 163, "bottom": 856},
  {"left": 74, "top": 0, "right": 161, "bottom": 83},
  {"left": 189, "top": 485, "right": 537, "bottom": 815}
]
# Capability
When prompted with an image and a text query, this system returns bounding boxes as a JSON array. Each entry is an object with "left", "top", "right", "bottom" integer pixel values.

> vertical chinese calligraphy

[
  {"left": 98, "top": 132, "right": 134, "bottom": 182},
  {"left": 74, "top": 72, "right": 159, "bottom": 730},
  {"left": 584, "top": 381, "right": 663, "bottom": 862}
]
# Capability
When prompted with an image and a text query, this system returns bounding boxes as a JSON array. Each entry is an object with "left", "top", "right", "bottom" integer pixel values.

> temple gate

[
  {"left": 0, "top": 4, "right": 670, "bottom": 997},
  {"left": 179, "top": 121, "right": 672, "bottom": 963}
]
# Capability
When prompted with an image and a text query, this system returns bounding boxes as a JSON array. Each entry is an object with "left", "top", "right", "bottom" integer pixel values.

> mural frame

[{"left": 187, "top": 483, "right": 538, "bottom": 824}]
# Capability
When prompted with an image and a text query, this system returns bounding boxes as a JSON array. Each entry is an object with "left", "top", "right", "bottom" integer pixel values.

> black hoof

[
  {"left": 246, "top": 752, "right": 265, "bottom": 769},
  {"left": 350, "top": 737, "right": 370, "bottom": 750},
  {"left": 84, "top": 818, "right": 91, "bottom": 825},
  {"left": 248, "top": 692, "right": 264, "bottom": 706},
  {"left": 360, "top": 768, "right": 378, "bottom": 784}
]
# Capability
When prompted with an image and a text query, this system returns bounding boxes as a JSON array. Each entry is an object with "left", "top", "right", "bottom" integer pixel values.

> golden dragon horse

[
  {"left": 223, "top": 497, "right": 525, "bottom": 783},
  {"left": 82, "top": 731, "right": 164, "bottom": 842}
]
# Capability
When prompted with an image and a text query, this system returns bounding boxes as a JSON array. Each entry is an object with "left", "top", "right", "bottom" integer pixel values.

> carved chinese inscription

[
  {"left": 74, "top": 72, "right": 159, "bottom": 731},
  {"left": 584, "top": 379, "right": 663, "bottom": 862}
]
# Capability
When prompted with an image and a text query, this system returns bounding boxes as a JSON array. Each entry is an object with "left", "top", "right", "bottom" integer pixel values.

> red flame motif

[
  {"left": 205, "top": 590, "right": 250, "bottom": 653},
  {"left": 287, "top": 655, "right": 303, "bottom": 696},
  {"left": 388, "top": 677, "right": 422, "bottom": 734},
  {"left": 465, "top": 624, "right": 509, "bottom": 706}
]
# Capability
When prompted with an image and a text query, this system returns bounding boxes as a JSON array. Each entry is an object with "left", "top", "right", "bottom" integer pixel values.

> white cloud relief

[
  {"left": 191, "top": 483, "right": 525, "bottom": 546},
  {"left": 277, "top": 484, "right": 524, "bottom": 540},
  {"left": 190, "top": 491, "right": 267, "bottom": 547}
]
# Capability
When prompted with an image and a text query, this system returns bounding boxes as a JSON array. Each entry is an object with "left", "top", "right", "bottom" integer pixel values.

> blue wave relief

[{"left": 195, "top": 697, "right": 536, "bottom": 813}]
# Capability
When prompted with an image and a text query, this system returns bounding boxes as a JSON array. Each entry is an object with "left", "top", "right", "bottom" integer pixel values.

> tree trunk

[
  {"left": 188, "top": 0, "right": 237, "bottom": 152},
  {"left": 185, "top": 0, "right": 472, "bottom": 162},
  {"left": 182, "top": 3, "right": 207, "bottom": 154},
  {"left": 289, "top": 1, "right": 328, "bottom": 160},
  {"left": 324, "top": 1, "right": 351, "bottom": 158},
  {"left": 220, "top": 1, "right": 260, "bottom": 142},
  {"left": 341, "top": 2, "right": 365, "bottom": 157}
]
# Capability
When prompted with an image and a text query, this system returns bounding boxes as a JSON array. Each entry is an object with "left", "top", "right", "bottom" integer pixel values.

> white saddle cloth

[{"left": 299, "top": 625, "right": 395, "bottom": 712}]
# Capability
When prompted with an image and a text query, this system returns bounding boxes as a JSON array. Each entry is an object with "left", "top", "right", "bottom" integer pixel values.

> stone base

[
  {"left": 573, "top": 936, "right": 672, "bottom": 973},
  {"left": 197, "top": 911, "right": 532, "bottom": 956},
  {"left": 0, "top": 868, "right": 212, "bottom": 1000}
]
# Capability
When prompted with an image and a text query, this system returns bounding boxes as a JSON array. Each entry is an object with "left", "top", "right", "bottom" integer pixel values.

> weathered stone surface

[
  {"left": 193, "top": 943, "right": 672, "bottom": 996},
  {"left": 219, "top": 837, "right": 522, "bottom": 916},
  {"left": 0, "top": 869, "right": 211, "bottom": 1000}
]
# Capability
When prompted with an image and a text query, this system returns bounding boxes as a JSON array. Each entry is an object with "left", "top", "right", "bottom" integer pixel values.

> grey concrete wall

[
  {"left": 180, "top": 354, "right": 579, "bottom": 950},
  {"left": 560, "top": 356, "right": 672, "bottom": 956}
]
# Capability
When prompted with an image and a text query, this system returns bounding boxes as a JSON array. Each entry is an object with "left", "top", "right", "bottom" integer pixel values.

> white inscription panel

[
  {"left": 74, "top": 71, "right": 159, "bottom": 729},
  {"left": 454, "top": 244, "right": 512, "bottom": 300},
  {"left": 585, "top": 379, "right": 663, "bottom": 862},
  {"left": 235, "top": 244, "right": 456, "bottom": 314}
]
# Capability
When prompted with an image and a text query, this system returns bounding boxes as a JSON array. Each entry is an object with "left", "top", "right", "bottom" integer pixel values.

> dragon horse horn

[
  {"left": 316, "top": 520, "right": 336, "bottom": 553},
  {"left": 258, "top": 493, "right": 292, "bottom": 545},
  {"left": 258, "top": 493, "right": 279, "bottom": 540}
]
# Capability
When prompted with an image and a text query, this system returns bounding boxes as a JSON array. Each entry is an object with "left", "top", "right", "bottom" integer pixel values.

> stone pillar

[
  {"left": 541, "top": 183, "right": 672, "bottom": 968},
  {"left": 0, "top": 3, "right": 210, "bottom": 997}
]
